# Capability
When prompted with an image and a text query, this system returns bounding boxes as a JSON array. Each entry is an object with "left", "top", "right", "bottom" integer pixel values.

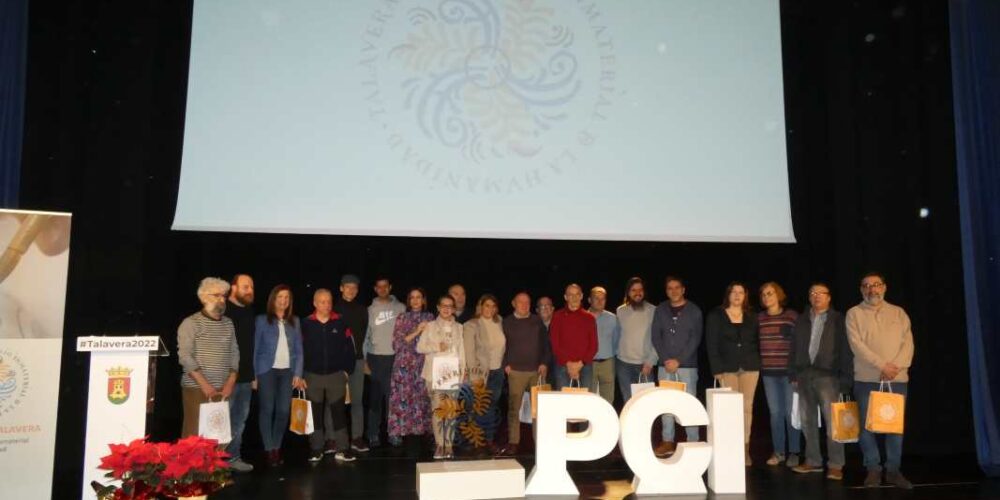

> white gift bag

[
  {"left": 198, "top": 396, "right": 232, "bottom": 444},
  {"left": 630, "top": 373, "right": 655, "bottom": 399},
  {"left": 519, "top": 392, "right": 533, "bottom": 424},
  {"left": 431, "top": 355, "right": 461, "bottom": 390},
  {"left": 791, "top": 392, "right": 821, "bottom": 430}
]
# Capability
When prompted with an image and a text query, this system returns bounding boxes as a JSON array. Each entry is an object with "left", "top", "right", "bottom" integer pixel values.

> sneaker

[
  {"left": 334, "top": 450, "right": 357, "bottom": 462},
  {"left": 785, "top": 453, "right": 800, "bottom": 467},
  {"left": 228, "top": 458, "right": 254, "bottom": 472},
  {"left": 324, "top": 440, "right": 337, "bottom": 455},
  {"left": 654, "top": 441, "right": 676, "bottom": 458},
  {"left": 444, "top": 445, "right": 454, "bottom": 459},
  {"left": 308, "top": 450, "right": 324, "bottom": 463},
  {"left": 885, "top": 471, "right": 913, "bottom": 490},
  {"left": 826, "top": 467, "right": 843, "bottom": 481},
  {"left": 766, "top": 453, "right": 785, "bottom": 466},
  {"left": 388, "top": 436, "right": 403, "bottom": 447},
  {"left": 791, "top": 464, "right": 823, "bottom": 474},
  {"left": 351, "top": 438, "right": 370, "bottom": 453},
  {"left": 864, "top": 469, "right": 882, "bottom": 488},
  {"left": 433, "top": 446, "right": 446, "bottom": 460},
  {"left": 496, "top": 443, "right": 519, "bottom": 457},
  {"left": 266, "top": 449, "right": 282, "bottom": 467}
]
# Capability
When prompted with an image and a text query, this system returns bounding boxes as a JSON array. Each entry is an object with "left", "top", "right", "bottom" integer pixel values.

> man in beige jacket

[{"left": 847, "top": 272, "right": 915, "bottom": 490}]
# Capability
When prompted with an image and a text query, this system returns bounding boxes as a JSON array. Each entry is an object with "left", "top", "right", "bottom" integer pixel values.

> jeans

[
  {"left": 485, "top": 369, "right": 506, "bottom": 443},
  {"left": 856, "top": 381, "right": 907, "bottom": 472},
  {"left": 555, "top": 363, "right": 593, "bottom": 391},
  {"left": 658, "top": 367, "right": 700, "bottom": 442},
  {"left": 366, "top": 354, "right": 394, "bottom": 444},
  {"left": 225, "top": 382, "right": 253, "bottom": 460},
  {"left": 797, "top": 370, "right": 844, "bottom": 467},
  {"left": 762, "top": 375, "right": 801, "bottom": 455},
  {"left": 257, "top": 368, "right": 293, "bottom": 451},
  {"left": 349, "top": 358, "right": 366, "bottom": 439},
  {"left": 615, "top": 360, "right": 653, "bottom": 402}
]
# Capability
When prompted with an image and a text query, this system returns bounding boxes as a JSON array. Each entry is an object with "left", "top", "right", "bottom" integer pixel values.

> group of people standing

[{"left": 176, "top": 271, "right": 915, "bottom": 489}]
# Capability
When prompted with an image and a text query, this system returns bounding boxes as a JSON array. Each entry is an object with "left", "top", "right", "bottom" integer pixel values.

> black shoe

[
  {"left": 864, "top": 469, "right": 882, "bottom": 488},
  {"left": 886, "top": 471, "right": 913, "bottom": 490},
  {"left": 335, "top": 450, "right": 357, "bottom": 462},
  {"left": 308, "top": 450, "right": 324, "bottom": 463}
]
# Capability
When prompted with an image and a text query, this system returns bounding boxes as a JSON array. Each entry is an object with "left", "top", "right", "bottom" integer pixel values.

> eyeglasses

[
  {"left": 809, "top": 291, "right": 830, "bottom": 297},
  {"left": 204, "top": 292, "right": 226, "bottom": 300},
  {"left": 861, "top": 282, "right": 885, "bottom": 290}
]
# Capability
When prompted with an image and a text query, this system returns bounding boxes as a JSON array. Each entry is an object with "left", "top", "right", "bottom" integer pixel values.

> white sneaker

[{"left": 229, "top": 458, "right": 254, "bottom": 472}]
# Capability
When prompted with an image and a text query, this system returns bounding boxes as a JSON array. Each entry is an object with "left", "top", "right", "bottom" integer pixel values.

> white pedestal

[
  {"left": 706, "top": 388, "right": 746, "bottom": 494},
  {"left": 416, "top": 459, "right": 525, "bottom": 500}
]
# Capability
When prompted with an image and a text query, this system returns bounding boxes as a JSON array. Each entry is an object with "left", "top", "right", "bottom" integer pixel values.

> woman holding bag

[
  {"left": 757, "top": 282, "right": 801, "bottom": 467},
  {"left": 706, "top": 281, "right": 760, "bottom": 466},
  {"left": 465, "top": 294, "right": 507, "bottom": 449},
  {"left": 417, "top": 295, "right": 467, "bottom": 459},
  {"left": 254, "top": 284, "right": 305, "bottom": 467}
]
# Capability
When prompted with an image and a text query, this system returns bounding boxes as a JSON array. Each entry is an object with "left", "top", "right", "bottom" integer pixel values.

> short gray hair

[{"left": 197, "top": 277, "right": 230, "bottom": 297}]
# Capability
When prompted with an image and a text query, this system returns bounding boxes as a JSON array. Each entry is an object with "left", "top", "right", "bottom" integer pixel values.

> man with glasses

[
  {"left": 846, "top": 272, "right": 915, "bottom": 489},
  {"left": 536, "top": 296, "right": 557, "bottom": 386},
  {"left": 549, "top": 284, "right": 598, "bottom": 390},
  {"left": 178, "top": 277, "right": 240, "bottom": 439},
  {"left": 788, "top": 283, "right": 853, "bottom": 480}
]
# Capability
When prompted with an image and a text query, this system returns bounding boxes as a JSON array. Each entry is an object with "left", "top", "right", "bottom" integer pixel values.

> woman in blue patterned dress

[{"left": 387, "top": 287, "right": 435, "bottom": 445}]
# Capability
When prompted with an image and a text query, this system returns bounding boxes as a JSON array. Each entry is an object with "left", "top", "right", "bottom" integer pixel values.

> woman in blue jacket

[{"left": 254, "top": 284, "right": 305, "bottom": 466}]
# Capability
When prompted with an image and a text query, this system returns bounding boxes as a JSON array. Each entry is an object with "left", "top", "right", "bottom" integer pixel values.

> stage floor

[{"left": 210, "top": 442, "right": 997, "bottom": 500}]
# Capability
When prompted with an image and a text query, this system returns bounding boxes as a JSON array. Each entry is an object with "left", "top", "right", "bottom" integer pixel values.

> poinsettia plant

[{"left": 94, "top": 436, "right": 231, "bottom": 499}]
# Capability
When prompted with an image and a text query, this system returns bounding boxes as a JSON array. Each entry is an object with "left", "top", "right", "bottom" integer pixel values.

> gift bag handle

[
  {"left": 637, "top": 373, "right": 649, "bottom": 384},
  {"left": 713, "top": 377, "right": 728, "bottom": 389},
  {"left": 837, "top": 393, "right": 854, "bottom": 403},
  {"left": 294, "top": 388, "right": 307, "bottom": 399},
  {"left": 878, "top": 380, "right": 894, "bottom": 394},
  {"left": 208, "top": 394, "right": 227, "bottom": 402},
  {"left": 536, "top": 375, "right": 547, "bottom": 387},
  {"left": 568, "top": 378, "right": 582, "bottom": 388}
]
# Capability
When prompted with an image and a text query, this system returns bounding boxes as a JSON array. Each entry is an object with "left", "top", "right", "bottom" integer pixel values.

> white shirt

[{"left": 272, "top": 319, "right": 290, "bottom": 369}]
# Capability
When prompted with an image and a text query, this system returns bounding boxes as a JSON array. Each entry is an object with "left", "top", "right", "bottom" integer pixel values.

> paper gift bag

[
  {"left": 865, "top": 382, "right": 905, "bottom": 434},
  {"left": 519, "top": 392, "right": 533, "bottom": 424},
  {"left": 562, "top": 379, "right": 590, "bottom": 423},
  {"left": 530, "top": 377, "right": 553, "bottom": 419},
  {"left": 658, "top": 372, "right": 687, "bottom": 392},
  {"left": 831, "top": 395, "right": 860, "bottom": 443},
  {"left": 431, "top": 354, "right": 461, "bottom": 390},
  {"left": 790, "top": 391, "right": 822, "bottom": 430},
  {"left": 631, "top": 373, "right": 655, "bottom": 398},
  {"left": 198, "top": 397, "right": 232, "bottom": 444},
  {"left": 289, "top": 389, "right": 314, "bottom": 435}
]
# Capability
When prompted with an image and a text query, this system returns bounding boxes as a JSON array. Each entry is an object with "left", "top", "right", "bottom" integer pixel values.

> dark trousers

[
  {"left": 366, "top": 354, "right": 394, "bottom": 444},
  {"left": 305, "top": 371, "right": 349, "bottom": 452}
]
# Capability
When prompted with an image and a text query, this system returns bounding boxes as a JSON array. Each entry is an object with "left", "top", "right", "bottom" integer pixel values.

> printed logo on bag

[
  {"left": 877, "top": 402, "right": 896, "bottom": 422},
  {"left": 207, "top": 407, "right": 228, "bottom": 434},
  {"left": 106, "top": 366, "right": 133, "bottom": 405},
  {"left": 839, "top": 411, "right": 857, "bottom": 429},
  {"left": 294, "top": 407, "right": 306, "bottom": 422},
  {"left": 0, "top": 350, "right": 29, "bottom": 416}
]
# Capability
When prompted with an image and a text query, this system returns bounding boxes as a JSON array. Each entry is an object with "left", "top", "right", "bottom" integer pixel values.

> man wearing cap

[{"left": 334, "top": 274, "right": 371, "bottom": 453}]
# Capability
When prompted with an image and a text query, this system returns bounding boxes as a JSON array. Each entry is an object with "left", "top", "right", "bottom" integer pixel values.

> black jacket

[
  {"left": 224, "top": 301, "right": 256, "bottom": 382},
  {"left": 334, "top": 299, "right": 368, "bottom": 360},
  {"left": 301, "top": 313, "right": 356, "bottom": 375},
  {"left": 705, "top": 306, "right": 760, "bottom": 374},
  {"left": 788, "top": 308, "right": 854, "bottom": 392}
]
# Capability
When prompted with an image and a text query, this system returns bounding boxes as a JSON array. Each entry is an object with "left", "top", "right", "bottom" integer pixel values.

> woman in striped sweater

[{"left": 758, "top": 282, "right": 801, "bottom": 467}]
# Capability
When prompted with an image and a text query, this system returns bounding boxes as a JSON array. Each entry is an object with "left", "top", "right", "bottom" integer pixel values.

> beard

[
  {"left": 863, "top": 292, "right": 884, "bottom": 305},
  {"left": 237, "top": 291, "right": 254, "bottom": 306},
  {"left": 629, "top": 297, "right": 645, "bottom": 308},
  {"left": 209, "top": 301, "right": 226, "bottom": 316}
]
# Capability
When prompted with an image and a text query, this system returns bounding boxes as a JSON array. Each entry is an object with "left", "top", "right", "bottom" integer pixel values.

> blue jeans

[
  {"left": 555, "top": 363, "right": 593, "bottom": 391},
  {"left": 762, "top": 374, "right": 801, "bottom": 455},
  {"left": 658, "top": 367, "right": 700, "bottom": 442},
  {"left": 366, "top": 354, "right": 394, "bottom": 444},
  {"left": 257, "top": 368, "right": 293, "bottom": 451},
  {"left": 856, "top": 381, "right": 908, "bottom": 472},
  {"left": 225, "top": 382, "right": 253, "bottom": 460},
  {"left": 485, "top": 369, "right": 506, "bottom": 442},
  {"left": 615, "top": 360, "right": 650, "bottom": 402}
]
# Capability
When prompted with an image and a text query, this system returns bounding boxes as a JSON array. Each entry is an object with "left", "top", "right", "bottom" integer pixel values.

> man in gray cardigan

[{"left": 788, "top": 283, "right": 853, "bottom": 481}]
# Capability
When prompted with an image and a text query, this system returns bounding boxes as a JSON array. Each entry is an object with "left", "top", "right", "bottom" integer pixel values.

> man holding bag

[
  {"left": 847, "top": 272, "right": 915, "bottom": 489},
  {"left": 788, "top": 283, "right": 853, "bottom": 480},
  {"left": 178, "top": 278, "right": 240, "bottom": 440},
  {"left": 302, "top": 289, "right": 357, "bottom": 463}
]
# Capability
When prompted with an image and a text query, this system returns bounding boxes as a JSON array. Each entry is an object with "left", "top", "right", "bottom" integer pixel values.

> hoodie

[{"left": 365, "top": 295, "right": 406, "bottom": 356}]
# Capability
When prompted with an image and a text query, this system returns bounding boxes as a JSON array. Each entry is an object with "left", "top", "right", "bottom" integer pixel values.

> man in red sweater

[{"left": 549, "top": 283, "right": 598, "bottom": 390}]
